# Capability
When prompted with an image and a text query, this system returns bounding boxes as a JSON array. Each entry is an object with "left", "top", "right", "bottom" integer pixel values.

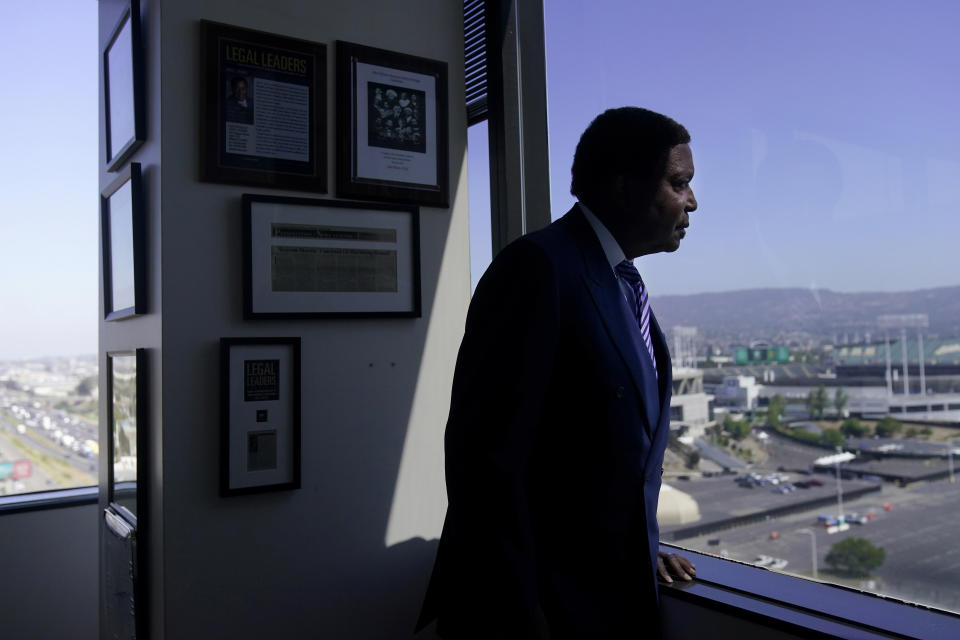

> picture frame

[
  {"left": 220, "top": 337, "right": 301, "bottom": 496},
  {"left": 101, "top": 163, "right": 146, "bottom": 321},
  {"left": 336, "top": 41, "right": 449, "bottom": 207},
  {"left": 243, "top": 194, "right": 421, "bottom": 318},
  {"left": 201, "top": 20, "right": 327, "bottom": 192},
  {"left": 102, "top": 0, "right": 145, "bottom": 172},
  {"left": 106, "top": 349, "right": 146, "bottom": 526}
]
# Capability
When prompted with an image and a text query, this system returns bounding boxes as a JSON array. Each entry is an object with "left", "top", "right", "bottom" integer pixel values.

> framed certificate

[
  {"left": 101, "top": 163, "right": 146, "bottom": 320},
  {"left": 201, "top": 21, "right": 327, "bottom": 191},
  {"left": 336, "top": 41, "right": 448, "bottom": 207},
  {"left": 102, "top": 0, "right": 145, "bottom": 171},
  {"left": 107, "top": 349, "right": 146, "bottom": 525},
  {"left": 220, "top": 337, "right": 301, "bottom": 496},
  {"left": 243, "top": 194, "right": 421, "bottom": 318}
]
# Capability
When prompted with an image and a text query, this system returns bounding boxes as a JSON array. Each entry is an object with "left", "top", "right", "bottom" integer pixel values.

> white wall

[{"left": 97, "top": 0, "right": 467, "bottom": 637}]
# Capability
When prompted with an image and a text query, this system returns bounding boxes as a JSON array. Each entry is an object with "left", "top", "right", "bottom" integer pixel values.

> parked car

[{"left": 754, "top": 555, "right": 775, "bottom": 567}]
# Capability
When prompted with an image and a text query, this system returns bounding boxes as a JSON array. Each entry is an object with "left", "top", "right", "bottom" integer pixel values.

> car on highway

[{"left": 754, "top": 555, "right": 775, "bottom": 567}]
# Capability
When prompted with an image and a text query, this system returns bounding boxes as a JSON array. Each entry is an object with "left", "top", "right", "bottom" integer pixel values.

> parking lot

[{"left": 661, "top": 427, "right": 960, "bottom": 614}]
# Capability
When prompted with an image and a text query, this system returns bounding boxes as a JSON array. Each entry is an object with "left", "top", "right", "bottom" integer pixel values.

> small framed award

[
  {"left": 102, "top": 0, "right": 145, "bottom": 171},
  {"left": 336, "top": 41, "right": 448, "bottom": 207},
  {"left": 220, "top": 337, "right": 301, "bottom": 496},
  {"left": 101, "top": 163, "right": 146, "bottom": 321},
  {"left": 243, "top": 194, "right": 421, "bottom": 318},
  {"left": 107, "top": 349, "right": 146, "bottom": 525},
  {"left": 201, "top": 21, "right": 327, "bottom": 191}
]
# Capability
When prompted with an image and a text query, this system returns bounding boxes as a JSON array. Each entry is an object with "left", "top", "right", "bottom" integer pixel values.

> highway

[{"left": 672, "top": 478, "right": 960, "bottom": 612}]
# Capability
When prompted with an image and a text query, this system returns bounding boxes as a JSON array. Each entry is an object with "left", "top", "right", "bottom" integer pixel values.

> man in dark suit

[{"left": 419, "top": 107, "right": 699, "bottom": 639}]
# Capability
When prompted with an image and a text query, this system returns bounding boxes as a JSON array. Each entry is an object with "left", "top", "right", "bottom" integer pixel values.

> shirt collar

[{"left": 578, "top": 202, "right": 626, "bottom": 272}]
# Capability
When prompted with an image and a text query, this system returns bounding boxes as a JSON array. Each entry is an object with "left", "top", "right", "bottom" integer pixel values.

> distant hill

[{"left": 654, "top": 285, "right": 960, "bottom": 347}]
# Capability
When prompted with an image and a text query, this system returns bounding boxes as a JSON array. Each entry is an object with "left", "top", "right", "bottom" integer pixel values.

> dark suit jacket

[{"left": 419, "top": 205, "right": 673, "bottom": 639}]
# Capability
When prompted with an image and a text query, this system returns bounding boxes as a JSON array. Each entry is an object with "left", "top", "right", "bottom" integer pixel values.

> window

[
  {"left": 544, "top": 0, "right": 960, "bottom": 615},
  {"left": 0, "top": 2, "right": 99, "bottom": 501}
]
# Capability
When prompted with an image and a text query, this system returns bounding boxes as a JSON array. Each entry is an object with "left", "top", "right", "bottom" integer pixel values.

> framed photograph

[
  {"left": 102, "top": 0, "right": 145, "bottom": 172},
  {"left": 220, "top": 337, "right": 301, "bottom": 496},
  {"left": 336, "top": 41, "right": 448, "bottom": 207},
  {"left": 201, "top": 21, "right": 327, "bottom": 192},
  {"left": 101, "top": 163, "right": 146, "bottom": 321},
  {"left": 243, "top": 194, "right": 421, "bottom": 318},
  {"left": 107, "top": 349, "right": 146, "bottom": 526}
]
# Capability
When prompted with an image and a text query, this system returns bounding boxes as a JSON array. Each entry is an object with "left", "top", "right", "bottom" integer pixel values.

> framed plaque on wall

[
  {"left": 220, "top": 337, "right": 301, "bottom": 496},
  {"left": 243, "top": 194, "right": 421, "bottom": 318},
  {"left": 336, "top": 41, "right": 448, "bottom": 207},
  {"left": 102, "top": 0, "right": 146, "bottom": 171},
  {"left": 201, "top": 21, "right": 327, "bottom": 192},
  {"left": 100, "top": 163, "right": 146, "bottom": 320}
]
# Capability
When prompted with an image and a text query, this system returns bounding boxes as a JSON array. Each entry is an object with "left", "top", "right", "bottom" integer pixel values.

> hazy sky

[
  {"left": 3, "top": 1, "right": 958, "bottom": 359},
  {"left": 1, "top": 2, "right": 98, "bottom": 360},
  {"left": 542, "top": 0, "right": 960, "bottom": 297}
]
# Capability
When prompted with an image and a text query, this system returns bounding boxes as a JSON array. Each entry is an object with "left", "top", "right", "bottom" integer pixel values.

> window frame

[
  {"left": 0, "top": 486, "right": 98, "bottom": 515},
  {"left": 660, "top": 544, "right": 960, "bottom": 639}
]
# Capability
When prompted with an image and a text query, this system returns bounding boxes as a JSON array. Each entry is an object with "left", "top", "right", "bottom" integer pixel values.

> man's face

[
  {"left": 618, "top": 143, "right": 697, "bottom": 257},
  {"left": 234, "top": 81, "right": 247, "bottom": 100}
]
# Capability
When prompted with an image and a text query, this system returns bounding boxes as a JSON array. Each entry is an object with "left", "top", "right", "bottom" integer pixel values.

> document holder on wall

[{"left": 104, "top": 507, "right": 139, "bottom": 639}]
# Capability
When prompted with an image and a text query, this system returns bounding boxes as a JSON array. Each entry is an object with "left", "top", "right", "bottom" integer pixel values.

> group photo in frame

[
  {"left": 201, "top": 21, "right": 327, "bottom": 192},
  {"left": 243, "top": 194, "right": 421, "bottom": 318},
  {"left": 336, "top": 40, "right": 449, "bottom": 207},
  {"left": 220, "top": 337, "right": 301, "bottom": 496},
  {"left": 106, "top": 349, "right": 146, "bottom": 525},
  {"left": 101, "top": 163, "right": 146, "bottom": 321},
  {"left": 102, "top": 0, "right": 145, "bottom": 172}
]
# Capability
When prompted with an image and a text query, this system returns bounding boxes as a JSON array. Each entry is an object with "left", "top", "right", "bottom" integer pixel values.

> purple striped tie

[{"left": 615, "top": 260, "right": 658, "bottom": 375}]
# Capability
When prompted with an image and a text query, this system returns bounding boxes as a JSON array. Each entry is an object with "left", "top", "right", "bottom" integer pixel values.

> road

[
  {"left": 0, "top": 414, "right": 96, "bottom": 494},
  {"left": 671, "top": 477, "right": 960, "bottom": 613}
]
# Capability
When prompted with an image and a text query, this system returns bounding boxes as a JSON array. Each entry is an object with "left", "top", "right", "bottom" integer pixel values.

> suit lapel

[
  {"left": 562, "top": 208, "right": 660, "bottom": 439},
  {"left": 644, "top": 309, "right": 673, "bottom": 472}
]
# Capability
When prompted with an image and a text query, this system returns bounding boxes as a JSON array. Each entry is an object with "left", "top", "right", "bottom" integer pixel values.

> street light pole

[
  {"left": 797, "top": 528, "right": 818, "bottom": 579},
  {"left": 836, "top": 460, "right": 844, "bottom": 523},
  {"left": 949, "top": 439, "right": 955, "bottom": 484},
  {"left": 814, "top": 451, "right": 855, "bottom": 530}
]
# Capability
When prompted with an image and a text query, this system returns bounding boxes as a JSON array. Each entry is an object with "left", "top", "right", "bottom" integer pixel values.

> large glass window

[
  {"left": 0, "top": 2, "right": 99, "bottom": 498},
  {"left": 545, "top": 0, "right": 960, "bottom": 612}
]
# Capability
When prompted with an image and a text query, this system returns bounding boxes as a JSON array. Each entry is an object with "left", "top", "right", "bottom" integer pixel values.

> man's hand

[{"left": 657, "top": 551, "right": 696, "bottom": 584}]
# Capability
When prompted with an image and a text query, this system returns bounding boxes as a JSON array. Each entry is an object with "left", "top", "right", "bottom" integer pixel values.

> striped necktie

[{"left": 615, "top": 260, "right": 658, "bottom": 375}]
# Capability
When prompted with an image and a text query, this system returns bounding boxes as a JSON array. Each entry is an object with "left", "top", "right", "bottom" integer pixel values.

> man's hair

[{"left": 570, "top": 107, "right": 690, "bottom": 206}]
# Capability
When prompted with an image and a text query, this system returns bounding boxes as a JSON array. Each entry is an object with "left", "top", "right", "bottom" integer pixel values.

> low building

[
  {"left": 670, "top": 367, "right": 714, "bottom": 439},
  {"left": 710, "top": 374, "right": 760, "bottom": 410}
]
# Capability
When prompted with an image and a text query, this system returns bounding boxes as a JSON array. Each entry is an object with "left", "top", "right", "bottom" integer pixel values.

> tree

[
  {"left": 75, "top": 376, "right": 97, "bottom": 397},
  {"left": 841, "top": 418, "right": 868, "bottom": 438},
  {"left": 875, "top": 416, "right": 903, "bottom": 438},
  {"left": 905, "top": 426, "right": 920, "bottom": 439},
  {"left": 806, "top": 384, "right": 828, "bottom": 419},
  {"left": 767, "top": 394, "right": 786, "bottom": 428},
  {"left": 825, "top": 537, "right": 886, "bottom": 577},
  {"left": 833, "top": 387, "right": 849, "bottom": 417},
  {"left": 723, "top": 414, "right": 751, "bottom": 441},
  {"left": 820, "top": 428, "right": 845, "bottom": 448}
]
